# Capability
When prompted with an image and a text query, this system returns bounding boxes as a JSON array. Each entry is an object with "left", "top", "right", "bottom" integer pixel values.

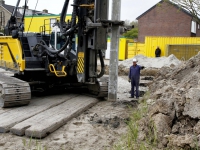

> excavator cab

[{"left": 50, "top": 30, "right": 66, "bottom": 50}]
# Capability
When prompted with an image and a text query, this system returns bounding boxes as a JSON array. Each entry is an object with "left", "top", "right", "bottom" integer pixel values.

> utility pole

[{"left": 108, "top": 0, "right": 121, "bottom": 101}]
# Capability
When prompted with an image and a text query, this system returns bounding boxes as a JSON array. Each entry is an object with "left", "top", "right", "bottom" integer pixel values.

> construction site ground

[
  {"left": 0, "top": 68, "right": 140, "bottom": 150},
  {"left": 0, "top": 55, "right": 182, "bottom": 150},
  {"left": 0, "top": 93, "right": 133, "bottom": 150}
]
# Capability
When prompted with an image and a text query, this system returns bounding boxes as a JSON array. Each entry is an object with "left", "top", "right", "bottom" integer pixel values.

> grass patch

[
  {"left": 112, "top": 92, "right": 158, "bottom": 150},
  {"left": 22, "top": 137, "right": 48, "bottom": 150}
]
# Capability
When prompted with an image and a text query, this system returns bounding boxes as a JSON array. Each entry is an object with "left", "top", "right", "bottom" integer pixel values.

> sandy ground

[
  {"left": 0, "top": 55, "right": 159, "bottom": 150},
  {"left": 0, "top": 76, "right": 136, "bottom": 150}
]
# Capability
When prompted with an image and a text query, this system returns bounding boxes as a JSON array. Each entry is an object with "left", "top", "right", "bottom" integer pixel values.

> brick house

[
  {"left": 0, "top": 0, "right": 22, "bottom": 29},
  {"left": 136, "top": 0, "right": 200, "bottom": 42},
  {"left": 0, "top": 0, "right": 53, "bottom": 30}
]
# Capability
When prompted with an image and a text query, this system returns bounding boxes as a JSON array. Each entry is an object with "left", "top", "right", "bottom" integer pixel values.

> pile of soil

[
  {"left": 100, "top": 54, "right": 181, "bottom": 76},
  {"left": 119, "top": 54, "right": 181, "bottom": 69},
  {"left": 139, "top": 53, "right": 200, "bottom": 149}
]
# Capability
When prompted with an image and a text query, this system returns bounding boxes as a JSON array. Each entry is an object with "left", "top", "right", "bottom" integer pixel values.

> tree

[
  {"left": 123, "top": 20, "right": 138, "bottom": 39},
  {"left": 123, "top": 28, "right": 138, "bottom": 39},
  {"left": 124, "top": 19, "right": 130, "bottom": 26},
  {"left": 130, "top": 20, "right": 138, "bottom": 28},
  {"left": 168, "top": 0, "right": 200, "bottom": 24}
]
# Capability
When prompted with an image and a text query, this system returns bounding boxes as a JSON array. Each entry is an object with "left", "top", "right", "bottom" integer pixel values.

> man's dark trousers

[{"left": 131, "top": 78, "right": 139, "bottom": 98}]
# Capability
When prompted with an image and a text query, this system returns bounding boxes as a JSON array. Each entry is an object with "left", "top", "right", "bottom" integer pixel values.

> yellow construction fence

[{"left": 123, "top": 36, "right": 200, "bottom": 60}]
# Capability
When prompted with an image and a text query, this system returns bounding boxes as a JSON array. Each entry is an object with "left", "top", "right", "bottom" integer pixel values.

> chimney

[
  {"left": 0, "top": 0, "right": 5, "bottom": 5},
  {"left": 43, "top": 9, "right": 48, "bottom": 13}
]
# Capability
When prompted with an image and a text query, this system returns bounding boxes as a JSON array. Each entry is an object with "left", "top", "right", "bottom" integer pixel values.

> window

[
  {"left": 191, "top": 21, "right": 196, "bottom": 33},
  {"left": 198, "top": 24, "right": 200, "bottom": 30},
  {"left": 50, "top": 18, "right": 56, "bottom": 28}
]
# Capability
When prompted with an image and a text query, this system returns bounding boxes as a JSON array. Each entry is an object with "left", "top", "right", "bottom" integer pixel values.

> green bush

[{"left": 123, "top": 28, "right": 138, "bottom": 39}]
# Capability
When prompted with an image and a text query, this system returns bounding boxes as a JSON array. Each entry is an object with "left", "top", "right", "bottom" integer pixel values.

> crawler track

[
  {"left": 87, "top": 76, "right": 108, "bottom": 98},
  {"left": 0, "top": 73, "right": 31, "bottom": 108}
]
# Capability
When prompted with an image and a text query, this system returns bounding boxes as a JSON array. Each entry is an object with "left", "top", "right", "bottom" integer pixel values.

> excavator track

[
  {"left": 87, "top": 76, "right": 108, "bottom": 98},
  {"left": 0, "top": 73, "right": 31, "bottom": 108}
]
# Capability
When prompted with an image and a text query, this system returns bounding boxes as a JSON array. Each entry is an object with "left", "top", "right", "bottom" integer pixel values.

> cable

[
  {"left": 26, "top": 0, "right": 39, "bottom": 36},
  {"left": 33, "top": 37, "right": 70, "bottom": 57},
  {"left": 60, "top": 0, "right": 70, "bottom": 33},
  {"left": 20, "top": 0, "right": 27, "bottom": 25}
]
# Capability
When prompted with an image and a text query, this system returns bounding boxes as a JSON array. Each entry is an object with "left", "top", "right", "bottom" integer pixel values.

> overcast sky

[{"left": 4, "top": 0, "right": 161, "bottom": 21}]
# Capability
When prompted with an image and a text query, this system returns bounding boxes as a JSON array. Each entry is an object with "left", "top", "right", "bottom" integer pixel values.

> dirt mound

[
  {"left": 140, "top": 53, "right": 200, "bottom": 149},
  {"left": 100, "top": 54, "right": 181, "bottom": 76},
  {"left": 119, "top": 54, "right": 181, "bottom": 69}
]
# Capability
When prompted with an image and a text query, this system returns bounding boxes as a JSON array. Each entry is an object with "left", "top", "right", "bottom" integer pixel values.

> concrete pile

[{"left": 139, "top": 52, "right": 200, "bottom": 149}]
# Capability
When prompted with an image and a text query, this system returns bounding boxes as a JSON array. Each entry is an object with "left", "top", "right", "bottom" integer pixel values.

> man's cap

[{"left": 132, "top": 58, "right": 137, "bottom": 62}]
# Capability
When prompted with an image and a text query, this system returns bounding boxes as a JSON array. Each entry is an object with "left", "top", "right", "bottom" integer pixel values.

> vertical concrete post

[{"left": 108, "top": 0, "right": 121, "bottom": 101}]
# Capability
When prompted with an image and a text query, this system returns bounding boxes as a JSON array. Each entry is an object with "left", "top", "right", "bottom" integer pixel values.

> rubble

[
  {"left": 101, "top": 54, "right": 181, "bottom": 76},
  {"left": 140, "top": 53, "right": 200, "bottom": 149},
  {"left": 166, "top": 134, "right": 197, "bottom": 149},
  {"left": 119, "top": 54, "right": 181, "bottom": 69}
]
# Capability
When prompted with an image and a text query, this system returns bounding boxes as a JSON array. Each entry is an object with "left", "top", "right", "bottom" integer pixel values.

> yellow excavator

[{"left": 0, "top": 0, "right": 110, "bottom": 107}]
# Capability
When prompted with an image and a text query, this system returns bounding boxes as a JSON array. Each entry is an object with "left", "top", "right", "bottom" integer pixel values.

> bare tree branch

[{"left": 169, "top": 0, "right": 200, "bottom": 24}]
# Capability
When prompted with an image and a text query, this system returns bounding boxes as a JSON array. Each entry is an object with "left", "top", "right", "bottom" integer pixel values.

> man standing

[
  {"left": 155, "top": 46, "right": 161, "bottom": 57},
  {"left": 128, "top": 58, "right": 144, "bottom": 99}
]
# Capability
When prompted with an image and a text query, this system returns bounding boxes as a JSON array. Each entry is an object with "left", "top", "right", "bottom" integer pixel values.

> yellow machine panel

[
  {"left": 77, "top": 52, "right": 85, "bottom": 73},
  {"left": 0, "top": 36, "right": 25, "bottom": 72}
]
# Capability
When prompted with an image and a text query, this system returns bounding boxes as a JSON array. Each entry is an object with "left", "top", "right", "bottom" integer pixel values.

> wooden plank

[
  {"left": 11, "top": 96, "right": 98, "bottom": 138},
  {"left": 0, "top": 96, "right": 39, "bottom": 115},
  {"left": 0, "top": 94, "right": 77, "bottom": 133},
  {"left": 0, "top": 108, "right": 12, "bottom": 115}
]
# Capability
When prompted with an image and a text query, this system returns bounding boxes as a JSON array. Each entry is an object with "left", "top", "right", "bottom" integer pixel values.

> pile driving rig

[{"left": 0, "top": 0, "right": 110, "bottom": 107}]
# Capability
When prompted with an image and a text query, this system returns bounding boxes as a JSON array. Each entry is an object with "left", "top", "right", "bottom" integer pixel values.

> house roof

[
  {"left": 0, "top": 4, "right": 55, "bottom": 18},
  {"left": 1, "top": 4, "right": 22, "bottom": 17},
  {"left": 136, "top": 0, "right": 193, "bottom": 20},
  {"left": 33, "top": 11, "right": 55, "bottom": 16}
]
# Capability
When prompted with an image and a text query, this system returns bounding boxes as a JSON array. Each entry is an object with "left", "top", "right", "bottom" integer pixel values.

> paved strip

[
  {"left": 0, "top": 94, "right": 77, "bottom": 133},
  {"left": 11, "top": 96, "right": 98, "bottom": 138}
]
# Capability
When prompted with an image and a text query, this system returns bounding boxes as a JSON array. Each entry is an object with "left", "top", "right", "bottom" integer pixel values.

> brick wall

[{"left": 138, "top": 1, "right": 193, "bottom": 42}]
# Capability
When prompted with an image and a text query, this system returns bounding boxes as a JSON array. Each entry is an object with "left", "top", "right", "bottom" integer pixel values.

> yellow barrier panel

[
  {"left": 127, "top": 42, "right": 145, "bottom": 58},
  {"left": 145, "top": 36, "right": 200, "bottom": 57},
  {"left": 118, "top": 38, "right": 134, "bottom": 60},
  {"left": 25, "top": 15, "right": 71, "bottom": 33}
]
